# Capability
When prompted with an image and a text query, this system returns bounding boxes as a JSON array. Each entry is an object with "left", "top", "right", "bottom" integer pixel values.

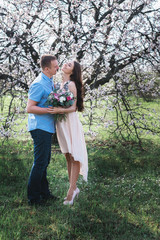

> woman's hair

[
  {"left": 70, "top": 61, "right": 84, "bottom": 112},
  {"left": 40, "top": 54, "right": 57, "bottom": 69}
]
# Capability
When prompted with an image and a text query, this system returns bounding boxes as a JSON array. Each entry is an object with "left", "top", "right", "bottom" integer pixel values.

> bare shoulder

[
  {"left": 68, "top": 81, "right": 76, "bottom": 91},
  {"left": 68, "top": 81, "right": 77, "bottom": 96},
  {"left": 68, "top": 81, "right": 76, "bottom": 88}
]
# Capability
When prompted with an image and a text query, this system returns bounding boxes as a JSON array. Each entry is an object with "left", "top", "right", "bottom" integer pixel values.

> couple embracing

[{"left": 27, "top": 54, "right": 88, "bottom": 206}]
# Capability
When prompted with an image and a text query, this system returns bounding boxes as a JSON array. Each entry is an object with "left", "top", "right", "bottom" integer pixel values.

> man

[{"left": 27, "top": 54, "right": 59, "bottom": 205}]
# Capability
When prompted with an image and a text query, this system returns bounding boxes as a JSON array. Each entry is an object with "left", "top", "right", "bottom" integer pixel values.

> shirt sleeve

[{"left": 28, "top": 83, "right": 44, "bottom": 102}]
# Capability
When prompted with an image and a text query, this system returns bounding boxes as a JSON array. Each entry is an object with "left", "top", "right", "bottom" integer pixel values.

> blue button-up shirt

[{"left": 28, "top": 72, "right": 55, "bottom": 133}]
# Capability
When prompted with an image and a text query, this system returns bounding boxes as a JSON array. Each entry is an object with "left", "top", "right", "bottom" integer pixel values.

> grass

[{"left": 0, "top": 137, "right": 160, "bottom": 240}]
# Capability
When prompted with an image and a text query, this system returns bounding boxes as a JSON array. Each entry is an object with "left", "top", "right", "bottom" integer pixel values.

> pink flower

[
  {"left": 67, "top": 96, "right": 71, "bottom": 101},
  {"left": 54, "top": 93, "right": 59, "bottom": 100}
]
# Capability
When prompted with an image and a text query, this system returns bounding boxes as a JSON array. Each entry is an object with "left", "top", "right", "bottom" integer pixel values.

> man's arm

[{"left": 27, "top": 99, "right": 49, "bottom": 114}]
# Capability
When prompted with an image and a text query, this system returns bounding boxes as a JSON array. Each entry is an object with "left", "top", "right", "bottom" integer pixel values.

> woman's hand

[
  {"left": 47, "top": 104, "right": 76, "bottom": 115},
  {"left": 47, "top": 107, "right": 64, "bottom": 114}
]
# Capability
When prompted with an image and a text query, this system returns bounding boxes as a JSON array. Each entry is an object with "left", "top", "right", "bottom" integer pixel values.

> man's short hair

[{"left": 40, "top": 55, "right": 57, "bottom": 69}]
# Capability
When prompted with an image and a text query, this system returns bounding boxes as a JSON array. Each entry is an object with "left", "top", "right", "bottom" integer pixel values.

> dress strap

[{"left": 63, "top": 81, "right": 70, "bottom": 91}]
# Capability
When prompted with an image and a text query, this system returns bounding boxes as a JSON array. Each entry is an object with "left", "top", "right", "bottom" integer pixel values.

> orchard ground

[{"left": 0, "top": 125, "right": 160, "bottom": 239}]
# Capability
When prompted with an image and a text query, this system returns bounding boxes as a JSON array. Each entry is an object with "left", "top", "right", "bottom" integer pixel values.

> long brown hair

[{"left": 70, "top": 61, "right": 84, "bottom": 112}]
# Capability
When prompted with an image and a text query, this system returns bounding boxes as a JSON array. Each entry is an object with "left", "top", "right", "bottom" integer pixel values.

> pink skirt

[{"left": 56, "top": 112, "right": 88, "bottom": 181}]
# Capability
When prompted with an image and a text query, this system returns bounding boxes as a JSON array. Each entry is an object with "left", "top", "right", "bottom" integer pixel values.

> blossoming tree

[{"left": 0, "top": 0, "right": 160, "bottom": 144}]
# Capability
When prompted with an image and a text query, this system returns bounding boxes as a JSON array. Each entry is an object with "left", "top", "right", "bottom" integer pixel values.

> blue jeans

[{"left": 27, "top": 129, "right": 53, "bottom": 202}]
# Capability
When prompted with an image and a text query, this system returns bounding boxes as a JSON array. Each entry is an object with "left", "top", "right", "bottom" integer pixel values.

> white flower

[
  {"left": 59, "top": 96, "right": 66, "bottom": 103},
  {"left": 69, "top": 92, "right": 74, "bottom": 98}
]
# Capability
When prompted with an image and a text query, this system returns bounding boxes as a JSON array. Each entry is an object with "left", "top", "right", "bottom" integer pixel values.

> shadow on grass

[
  {"left": 0, "top": 140, "right": 33, "bottom": 205},
  {"left": 0, "top": 141, "right": 32, "bottom": 177},
  {"left": 56, "top": 202, "right": 158, "bottom": 240},
  {"left": 88, "top": 138, "right": 160, "bottom": 179}
]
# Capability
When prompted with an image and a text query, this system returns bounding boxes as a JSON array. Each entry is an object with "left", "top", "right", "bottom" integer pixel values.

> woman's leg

[
  {"left": 65, "top": 153, "right": 71, "bottom": 183},
  {"left": 66, "top": 155, "right": 80, "bottom": 201}
]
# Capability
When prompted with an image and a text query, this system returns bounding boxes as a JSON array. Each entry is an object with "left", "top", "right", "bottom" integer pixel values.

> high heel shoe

[
  {"left": 64, "top": 187, "right": 80, "bottom": 200},
  {"left": 63, "top": 188, "right": 80, "bottom": 205},
  {"left": 75, "top": 187, "right": 80, "bottom": 197}
]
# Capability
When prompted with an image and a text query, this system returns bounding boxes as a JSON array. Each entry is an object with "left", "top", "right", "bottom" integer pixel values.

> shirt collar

[{"left": 41, "top": 72, "right": 53, "bottom": 82}]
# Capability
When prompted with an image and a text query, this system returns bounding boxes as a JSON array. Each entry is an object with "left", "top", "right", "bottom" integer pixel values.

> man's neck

[{"left": 42, "top": 71, "right": 52, "bottom": 79}]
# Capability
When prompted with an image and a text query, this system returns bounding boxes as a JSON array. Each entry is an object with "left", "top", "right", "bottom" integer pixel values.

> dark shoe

[
  {"left": 28, "top": 199, "right": 46, "bottom": 206},
  {"left": 42, "top": 194, "right": 58, "bottom": 201}
]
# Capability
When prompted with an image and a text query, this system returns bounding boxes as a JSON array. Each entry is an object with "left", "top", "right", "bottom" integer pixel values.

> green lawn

[{"left": 0, "top": 137, "right": 160, "bottom": 240}]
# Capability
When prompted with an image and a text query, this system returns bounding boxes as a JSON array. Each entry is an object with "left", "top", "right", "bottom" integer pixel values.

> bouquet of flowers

[{"left": 45, "top": 82, "right": 75, "bottom": 121}]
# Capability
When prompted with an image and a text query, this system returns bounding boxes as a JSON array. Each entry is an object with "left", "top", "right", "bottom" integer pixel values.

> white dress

[{"left": 56, "top": 110, "right": 88, "bottom": 182}]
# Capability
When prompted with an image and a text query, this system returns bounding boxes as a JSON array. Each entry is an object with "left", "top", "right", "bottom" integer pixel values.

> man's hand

[
  {"left": 47, "top": 107, "right": 64, "bottom": 114},
  {"left": 47, "top": 105, "right": 76, "bottom": 114}
]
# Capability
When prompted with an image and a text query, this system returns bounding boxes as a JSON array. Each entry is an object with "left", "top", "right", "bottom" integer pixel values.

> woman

[{"left": 48, "top": 60, "right": 88, "bottom": 205}]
